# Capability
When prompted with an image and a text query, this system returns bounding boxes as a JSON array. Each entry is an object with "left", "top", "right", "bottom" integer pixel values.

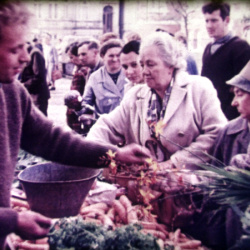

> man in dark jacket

[
  {"left": 212, "top": 60, "right": 250, "bottom": 249},
  {"left": 213, "top": 60, "right": 250, "bottom": 168},
  {"left": 20, "top": 44, "right": 50, "bottom": 116},
  {"left": 201, "top": 2, "right": 250, "bottom": 120}
]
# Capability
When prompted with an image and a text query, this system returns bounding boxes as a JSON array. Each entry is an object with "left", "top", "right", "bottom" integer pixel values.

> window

[{"left": 103, "top": 5, "right": 113, "bottom": 33}]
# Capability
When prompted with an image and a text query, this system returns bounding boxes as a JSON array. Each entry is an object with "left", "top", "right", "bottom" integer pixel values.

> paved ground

[{"left": 47, "top": 77, "right": 72, "bottom": 130}]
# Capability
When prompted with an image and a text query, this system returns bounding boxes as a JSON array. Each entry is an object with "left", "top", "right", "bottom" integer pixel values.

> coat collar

[
  {"left": 163, "top": 72, "right": 189, "bottom": 123},
  {"left": 226, "top": 117, "right": 249, "bottom": 150},
  {"left": 100, "top": 67, "right": 128, "bottom": 96},
  {"left": 226, "top": 117, "right": 249, "bottom": 135},
  {"left": 135, "top": 71, "right": 189, "bottom": 137}
]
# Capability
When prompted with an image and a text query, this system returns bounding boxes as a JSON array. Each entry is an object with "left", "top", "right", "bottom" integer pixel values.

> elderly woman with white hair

[{"left": 87, "top": 32, "right": 227, "bottom": 169}]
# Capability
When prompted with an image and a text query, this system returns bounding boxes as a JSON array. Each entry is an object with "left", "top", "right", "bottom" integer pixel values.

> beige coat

[{"left": 87, "top": 71, "right": 227, "bottom": 168}]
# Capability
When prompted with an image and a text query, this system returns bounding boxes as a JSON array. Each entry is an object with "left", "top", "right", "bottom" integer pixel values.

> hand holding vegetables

[
  {"left": 15, "top": 211, "right": 52, "bottom": 240},
  {"left": 115, "top": 143, "right": 152, "bottom": 165}
]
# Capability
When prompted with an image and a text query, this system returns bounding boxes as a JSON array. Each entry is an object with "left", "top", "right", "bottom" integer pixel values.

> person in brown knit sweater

[{"left": 0, "top": 3, "right": 151, "bottom": 249}]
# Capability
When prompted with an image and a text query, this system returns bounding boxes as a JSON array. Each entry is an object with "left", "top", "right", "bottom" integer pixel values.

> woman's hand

[
  {"left": 157, "top": 160, "right": 175, "bottom": 171},
  {"left": 15, "top": 211, "right": 52, "bottom": 240},
  {"left": 115, "top": 143, "right": 153, "bottom": 165}
]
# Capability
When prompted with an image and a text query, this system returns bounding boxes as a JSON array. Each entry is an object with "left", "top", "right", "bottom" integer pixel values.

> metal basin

[{"left": 18, "top": 162, "right": 101, "bottom": 218}]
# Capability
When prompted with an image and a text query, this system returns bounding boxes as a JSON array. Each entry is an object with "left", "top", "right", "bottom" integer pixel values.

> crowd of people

[{"left": 0, "top": 1, "right": 249, "bottom": 250}]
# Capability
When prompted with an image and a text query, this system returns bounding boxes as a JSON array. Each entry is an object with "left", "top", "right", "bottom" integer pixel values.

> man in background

[
  {"left": 20, "top": 43, "right": 50, "bottom": 116},
  {"left": 201, "top": 2, "right": 250, "bottom": 120},
  {"left": 32, "top": 37, "right": 43, "bottom": 53},
  {"left": 78, "top": 39, "right": 103, "bottom": 80},
  {"left": 43, "top": 32, "right": 58, "bottom": 91}
]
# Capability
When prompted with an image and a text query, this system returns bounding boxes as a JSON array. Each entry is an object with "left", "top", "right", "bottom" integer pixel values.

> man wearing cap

[
  {"left": 212, "top": 60, "right": 250, "bottom": 249},
  {"left": 212, "top": 60, "right": 250, "bottom": 166}
]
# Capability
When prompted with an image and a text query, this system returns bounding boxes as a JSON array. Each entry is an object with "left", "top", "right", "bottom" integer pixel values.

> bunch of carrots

[{"left": 10, "top": 193, "right": 204, "bottom": 249}]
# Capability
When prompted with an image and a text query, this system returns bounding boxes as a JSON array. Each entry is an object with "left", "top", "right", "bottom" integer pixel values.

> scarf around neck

[
  {"left": 210, "top": 32, "right": 233, "bottom": 54},
  {"left": 146, "top": 79, "right": 173, "bottom": 138}
]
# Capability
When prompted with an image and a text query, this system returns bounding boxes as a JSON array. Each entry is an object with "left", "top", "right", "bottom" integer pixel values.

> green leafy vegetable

[{"left": 48, "top": 217, "right": 163, "bottom": 250}]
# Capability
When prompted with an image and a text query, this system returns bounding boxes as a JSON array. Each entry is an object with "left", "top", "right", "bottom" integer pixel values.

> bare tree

[{"left": 169, "top": 0, "right": 194, "bottom": 48}]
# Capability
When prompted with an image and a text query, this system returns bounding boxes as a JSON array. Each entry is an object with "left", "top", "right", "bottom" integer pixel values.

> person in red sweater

[
  {"left": 0, "top": 2, "right": 151, "bottom": 249},
  {"left": 201, "top": 2, "right": 250, "bottom": 121}
]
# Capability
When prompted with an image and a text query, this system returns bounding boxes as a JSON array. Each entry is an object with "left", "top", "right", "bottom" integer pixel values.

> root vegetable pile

[{"left": 10, "top": 192, "right": 205, "bottom": 249}]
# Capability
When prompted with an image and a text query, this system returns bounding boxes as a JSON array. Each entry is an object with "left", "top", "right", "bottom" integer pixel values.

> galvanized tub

[{"left": 18, "top": 162, "right": 101, "bottom": 218}]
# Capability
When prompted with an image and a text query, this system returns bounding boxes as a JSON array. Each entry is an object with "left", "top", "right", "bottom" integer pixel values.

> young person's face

[
  {"left": 232, "top": 87, "right": 250, "bottom": 121},
  {"left": 0, "top": 24, "right": 30, "bottom": 83},
  {"left": 204, "top": 9, "right": 229, "bottom": 40},
  {"left": 103, "top": 47, "right": 121, "bottom": 74},
  {"left": 120, "top": 51, "right": 143, "bottom": 83}
]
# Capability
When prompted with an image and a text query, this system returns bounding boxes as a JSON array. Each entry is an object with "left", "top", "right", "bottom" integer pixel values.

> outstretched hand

[
  {"left": 15, "top": 210, "right": 52, "bottom": 240},
  {"left": 115, "top": 143, "right": 153, "bottom": 165}
]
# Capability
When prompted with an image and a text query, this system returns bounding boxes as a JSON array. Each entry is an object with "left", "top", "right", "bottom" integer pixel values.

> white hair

[{"left": 140, "top": 31, "right": 187, "bottom": 72}]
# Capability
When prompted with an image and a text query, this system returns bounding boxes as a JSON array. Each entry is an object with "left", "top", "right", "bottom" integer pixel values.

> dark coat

[
  {"left": 212, "top": 117, "right": 250, "bottom": 166},
  {"left": 70, "top": 66, "right": 88, "bottom": 95},
  {"left": 201, "top": 37, "right": 250, "bottom": 120},
  {"left": 211, "top": 117, "right": 250, "bottom": 249},
  {"left": 20, "top": 47, "right": 50, "bottom": 115}
]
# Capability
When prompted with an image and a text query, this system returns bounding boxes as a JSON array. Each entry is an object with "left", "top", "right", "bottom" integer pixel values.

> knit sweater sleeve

[
  {"left": 0, "top": 208, "right": 18, "bottom": 238},
  {"left": 17, "top": 83, "right": 117, "bottom": 168}
]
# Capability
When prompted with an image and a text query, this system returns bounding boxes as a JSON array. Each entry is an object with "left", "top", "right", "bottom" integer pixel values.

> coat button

[{"left": 178, "top": 131, "right": 185, "bottom": 137}]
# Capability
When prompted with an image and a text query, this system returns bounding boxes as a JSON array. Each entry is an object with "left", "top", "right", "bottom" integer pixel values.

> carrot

[
  {"left": 98, "top": 214, "right": 115, "bottom": 229},
  {"left": 17, "top": 241, "right": 49, "bottom": 250},
  {"left": 80, "top": 203, "right": 108, "bottom": 214},
  {"left": 139, "top": 221, "right": 169, "bottom": 236},
  {"left": 106, "top": 207, "right": 115, "bottom": 221},
  {"left": 82, "top": 210, "right": 104, "bottom": 219},
  {"left": 8, "top": 233, "right": 22, "bottom": 248},
  {"left": 127, "top": 207, "right": 138, "bottom": 223},
  {"left": 81, "top": 200, "right": 89, "bottom": 208},
  {"left": 83, "top": 217, "right": 102, "bottom": 225},
  {"left": 173, "top": 228, "right": 181, "bottom": 243},
  {"left": 119, "top": 195, "right": 132, "bottom": 211},
  {"left": 80, "top": 208, "right": 105, "bottom": 216},
  {"left": 113, "top": 200, "right": 127, "bottom": 224},
  {"left": 11, "top": 198, "right": 30, "bottom": 209},
  {"left": 141, "top": 229, "right": 167, "bottom": 241},
  {"left": 178, "top": 240, "right": 201, "bottom": 249},
  {"left": 35, "top": 238, "right": 48, "bottom": 244},
  {"left": 139, "top": 221, "right": 158, "bottom": 230},
  {"left": 168, "top": 232, "right": 174, "bottom": 241},
  {"left": 155, "top": 223, "right": 169, "bottom": 237}
]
